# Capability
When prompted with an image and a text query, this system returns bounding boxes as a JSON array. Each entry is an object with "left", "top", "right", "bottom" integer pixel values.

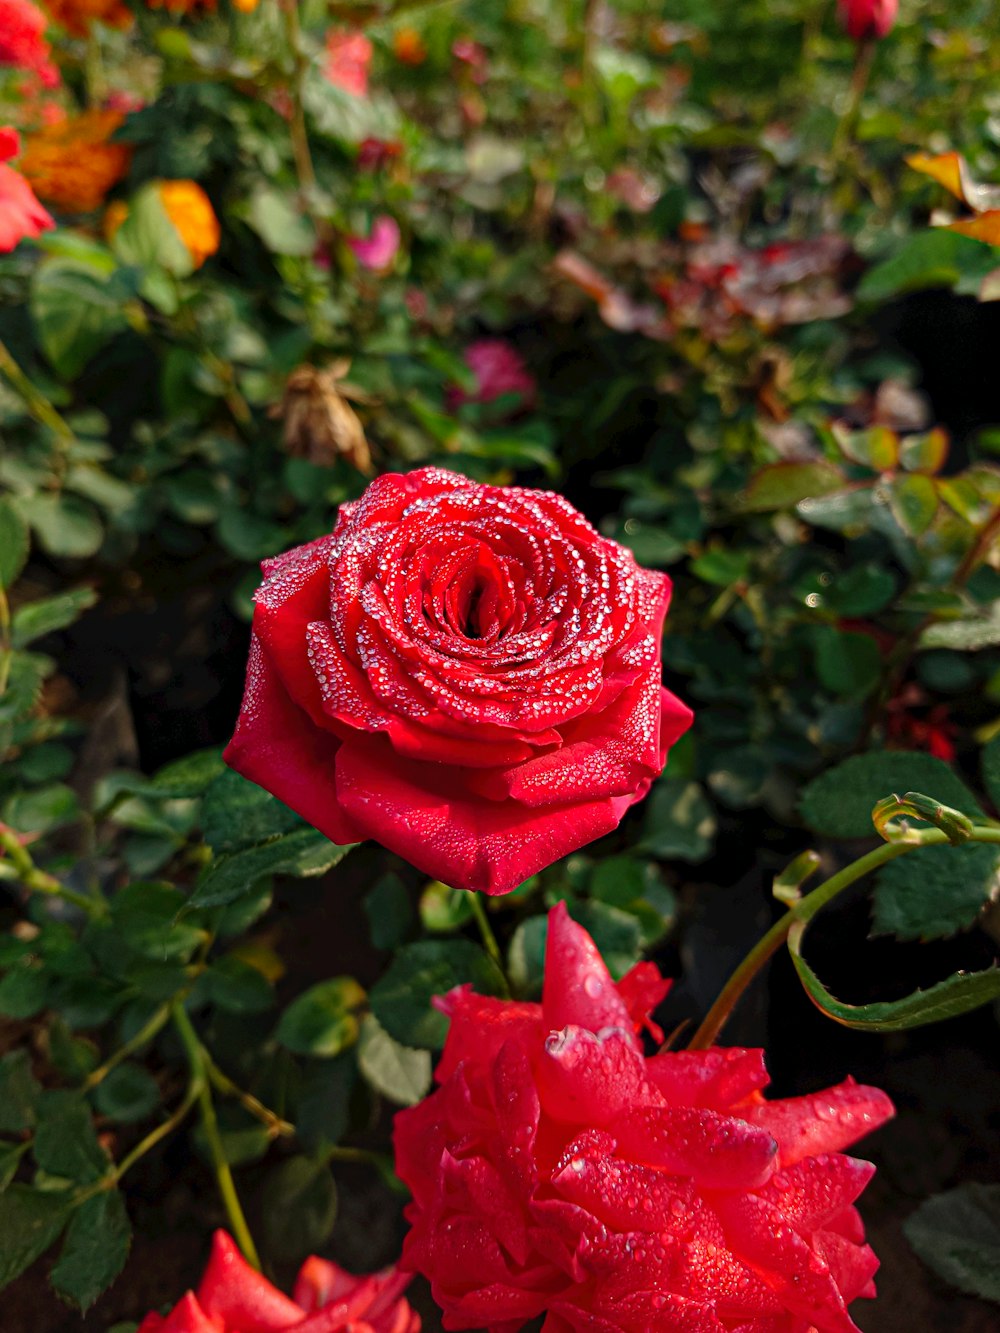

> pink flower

[
  {"left": 449, "top": 337, "right": 537, "bottom": 414},
  {"left": 837, "top": 0, "right": 898, "bottom": 41},
  {"left": 138, "top": 1231, "right": 419, "bottom": 1333},
  {"left": 324, "top": 29, "right": 373, "bottom": 97},
  {"left": 0, "top": 126, "right": 53, "bottom": 253},
  {"left": 348, "top": 214, "right": 400, "bottom": 271},
  {"left": 452, "top": 37, "right": 488, "bottom": 83},
  {"left": 0, "top": 0, "right": 59, "bottom": 88},
  {"left": 395, "top": 901, "right": 894, "bottom": 1331}
]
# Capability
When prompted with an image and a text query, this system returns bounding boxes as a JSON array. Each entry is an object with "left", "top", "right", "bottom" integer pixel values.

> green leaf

[
  {"left": 0, "top": 1141, "right": 26, "bottom": 1193},
  {"left": 507, "top": 915, "right": 548, "bottom": 998},
  {"left": 3, "top": 782, "right": 79, "bottom": 834},
  {"left": 0, "top": 962, "right": 48, "bottom": 1019},
  {"left": 889, "top": 474, "right": 938, "bottom": 537},
  {"left": 198, "top": 956, "right": 274, "bottom": 1014},
  {"left": 789, "top": 920, "right": 1000, "bottom": 1030},
  {"left": 690, "top": 547, "right": 751, "bottom": 587},
  {"left": 246, "top": 187, "right": 317, "bottom": 258},
  {"left": 983, "top": 735, "right": 1000, "bottom": 812},
  {"left": 0, "top": 499, "right": 29, "bottom": 590},
  {"left": 364, "top": 874, "right": 413, "bottom": 950},
  {"left": 33, "top": 1091, "right": 109, "bottom": 1184},
  {"left": 357, "top": 1014, "right": 431, "bottom": 1106},
  {"left": 19, "top": 493, "right": 103, "bottom": 560},
  {"left": 0, "top": 1051, "right": 40, "bottom": 1133},
  {"left": 858, "top": 230, "right": 1000, "bottom": 303},
  {"left": 799, "top": 752, "right": 983, "bottom": 839},
  {"left": 639, "top": 779, "right": 717, "bottom": 862},
  {"left": 872, "top": 843, "right": 1000, "bottom": 941},
  {"left": 919, "top": 607, "right": 1000, "bottom": 651},
  {"left": 192, "top": 829, "right": 355, "bottom": 908},
  {"left": 0, "top": 1185, "right": 73, "bottom": 1291},
  {"left": 369, "top": 941, "right": 506, "bottom": 1050},
  {"left": 419, "top": 881, "right": 475, "bottom": 933},
  {"left": 11, "top": 587, "right": 97, "bottom": 648},
  {"left": 47, "top": 1018, "right": 99, "bottom": 1083},
  {"left": 296, "top": 1053, "right": 356, "bottom": 1153},
  {"left": 812, "top": 626, "right": 882, "bottom": 699},
  {"left": 201, "top": 769, "right": 302, "bottom": 854},
  {"left": 112, "top": 183, "right": 193, "bottom": 277},
  {"left": 114, "top": 748, "right": 225, "bottom": 801},
  {"left": 109, "top": 882, "right": 205, "bottom": 962},
  {"left": 31, "top": 258, "right": 128, "bottom": 379},
  {"left": 825, "top": 564, "right": 896, "bottom": 617},
  {"left": 836, "top": 426, "right": 898, "bottom": 471},
  {"left": 904, "top": 1183, "right": 1000, "bottom": 1303},
  {"left": 740, "top": 461, "right": 844, "bottom": 512},
  {"left": 93, "top": 1064, "right": 161, "bottom": 1124},
  {"left": 50, "top": 1189, "right": 131, "bottom": 1312},
  {"left": 260, "top": 1156, "right": 337, "bottom": 1263},
  {"left": 276, "top": 977, "right": 366, "bottom": 1057}
]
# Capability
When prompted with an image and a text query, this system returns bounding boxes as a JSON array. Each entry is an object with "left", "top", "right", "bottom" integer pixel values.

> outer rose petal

[
  {"left": 223, "top": 639, "right": 364, "bottom": 846},
  {"left": 0, "top": 159, "right": 54, "bottom": 252},
  {"left": 137, "top": 1292, "right": 219, "bottom": 1333},
  {"left": 740, "top": 1078, "right": 895, "bottom": 1166},
  {"left": 196, "top": 1231, "right": 303, "bottom": 1331},
  {"left": 542, "top": 900, "right": 635, "bottom": 1039},
  {"left": 332, "top": 737, "right": 646, "bottom": 895}
]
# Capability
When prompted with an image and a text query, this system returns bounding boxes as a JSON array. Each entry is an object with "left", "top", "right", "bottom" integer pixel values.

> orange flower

[
  {"left": 45, "top": 0, "right": 132, "bottom": 37},
  {"left": 146, "top": 0, "right": 217, "bottom": 14},
  {"left": 20, "top": 109, "right": 130, "bottom": 212},
  {"left": 231, "top": 0, "right": 258, "bottom": 11},
  {"left": 158, "top": 179, "right": 219, "bottom": 267},
  {"left": 393, "top": 26, "right": 426, "bottom": 65}
]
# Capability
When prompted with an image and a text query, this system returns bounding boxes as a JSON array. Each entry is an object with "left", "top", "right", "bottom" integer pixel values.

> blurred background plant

[{"left": 2, "top": 0, "right": 1000, "bottom": 1328}]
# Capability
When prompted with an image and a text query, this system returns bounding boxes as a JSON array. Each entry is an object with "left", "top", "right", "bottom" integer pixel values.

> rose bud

[
  {"left": 837, "top": 0, "right": 898, "bottom": 41},
  {"left": 394, "top": 901, "right": 894, "bottom": 1331},
  {"left": 138, "top": 1230, "right": 419, "bottom": 1332},
  {"left": 224, "top": 469, "right": 693, "bottom": 894}
]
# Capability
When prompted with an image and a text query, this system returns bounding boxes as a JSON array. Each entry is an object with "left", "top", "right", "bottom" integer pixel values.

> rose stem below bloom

[
  {"left": 468, "top": 893, "right": 509, "bottom": 989},
  {"left": 172, "top": 1001, "right": 262, "bottom": 1269},
  {"left": 687, "top": 824, "right": 1000, "bottom": 1050}
]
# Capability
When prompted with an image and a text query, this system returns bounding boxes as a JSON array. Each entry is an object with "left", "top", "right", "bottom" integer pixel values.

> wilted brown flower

[{"left": 270, "top": 361, "right": 373, "bottom": 473}]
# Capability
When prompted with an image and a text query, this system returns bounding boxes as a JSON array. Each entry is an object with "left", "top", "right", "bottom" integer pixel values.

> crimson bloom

[
  {"left": 448, "top": 338, "right": 537, "bottom": 416},
  {"left": 0, "top": 0, "right": 59, "bottom": 88},
  {"left": 325, "top": 29, "right": 373, "bottom": 97},
  {"left": 836, "top": 0, "right": 898, "bottom": 41},
  {"left": 225, "top": 468, "right": 691, "bottom": 895},
  {"left": 0, "top": 126, "right": 53, "bottom": 253},
  {"left": 395, "top": 902, "right": 893, "bottom": 1332},
  {"left": 138, "top": 1230, "right": 419, "bottom": 1333},
  {"left": 349, "top": 215, "right": 401, "bottom": 271}
]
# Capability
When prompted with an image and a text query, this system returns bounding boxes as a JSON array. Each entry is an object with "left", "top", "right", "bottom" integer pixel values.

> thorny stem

[
  {"left": 84, "top": 1004, "right": 172, "bottom": 1091},
  {"left": 688, "top": 824, "right": 1000, "bottom": 1050},
  {"left": 172, "top": 1003, "right": 261, "bottom": 1269},
  {"left": 0, "top": 825, "right": 104, "bottom": 917}
]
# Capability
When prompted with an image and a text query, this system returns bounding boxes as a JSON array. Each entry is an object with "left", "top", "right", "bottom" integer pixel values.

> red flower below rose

[
  {"left": 395, "top": 901, "right": 894, "bottom": 1332},
  {"left": 224, "top": 468, "right": 692, "bottom": 895},
  {"left": 836, "top": 0, "right": 898, "bottom": 41},
  {"left": 0, "top": 126, "right": 54, "bottom": 253},
  {"left": 138, "top": 1230, "right": 419, "bottom": 1332}
]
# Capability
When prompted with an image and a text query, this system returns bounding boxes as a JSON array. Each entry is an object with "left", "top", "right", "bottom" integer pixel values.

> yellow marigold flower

[
  {"left": 158, "top": 179, "right": 219, "bottom": 268},
  {"left": 20, "top": 109, "right": 129, "bottom": 212},
  {"left": 45, "top": 0, "right": 132, "bottom": 38}
]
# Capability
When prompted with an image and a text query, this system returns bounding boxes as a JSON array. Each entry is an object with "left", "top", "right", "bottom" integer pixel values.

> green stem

[
  {"left": 0, "top": 582, "right": 11, "bottom": 700},
  {"left": 688, "top": 824, "right": 1000, "bottom": 1050},
  {"left": 469, "top": 894, "right": 505, "bottom": 979},
  {"left": 172, "top": 1004, "right": 261, "bottom": 1269},
  {"left": 0, "top": 826, "right": 104, "bottom": 917},
  {"left": 202, "top": 1050, "right": 294, "bottom": 1139},
  {"left": 0, "top": 338, "right": 76, "bottom": 468},
  {"left": 831, "top": 36, "right": 875, "bottom": 165},
  {"left": 109, "top": 1080, "right": 200, "bottom": 1186},
  {"left": 84, "top": 1004, "right": 171, "bottom": 1091},
  {"left": 279, "top": 0, "right": 330, "bottom": 246}
]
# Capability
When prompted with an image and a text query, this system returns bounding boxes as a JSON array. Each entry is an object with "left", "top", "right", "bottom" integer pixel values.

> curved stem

[
  {"left": 109, "top": 1080, "right": 200, "bottom": 1186},
  {"left": 84, "top": 1004, "right": 171, "bottom": 1091},
  {"left": 0, "top": 338, "right": 76, "bottom": 473},
  {"left": 172, "top": 1003, "right": 261, "bottom": 1269},
  {"left": 469, "top": 894, "right": 507, "bottom": 985},
  {"left": 202, "top": 1049, "right": 294, "bottom": 1139},
  {"left": 688, "top": 825, "right": 1000, "bottom": 1050},
  {"left": 0, "top": 825, "right": 104, "bottom": 917}
]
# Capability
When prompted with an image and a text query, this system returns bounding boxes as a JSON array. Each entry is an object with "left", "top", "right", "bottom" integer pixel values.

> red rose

[
  {"left": 224, "top": 469, "right": 692, "bottom": 894},
  {"left": 0, "top": 0, "right": 59, "bottom": 89},
  {"left": 394, "top": 901, "right": 894, "bottom": 1332},
  {"left": 138, "top": 1230, "right": 419, "bottom": 1333},
  {"left": 837, "top": 0, "right": 897, "bottom": 41},
  {"left": 0, "top": 126, "right": 53, "bottom": 254}
]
